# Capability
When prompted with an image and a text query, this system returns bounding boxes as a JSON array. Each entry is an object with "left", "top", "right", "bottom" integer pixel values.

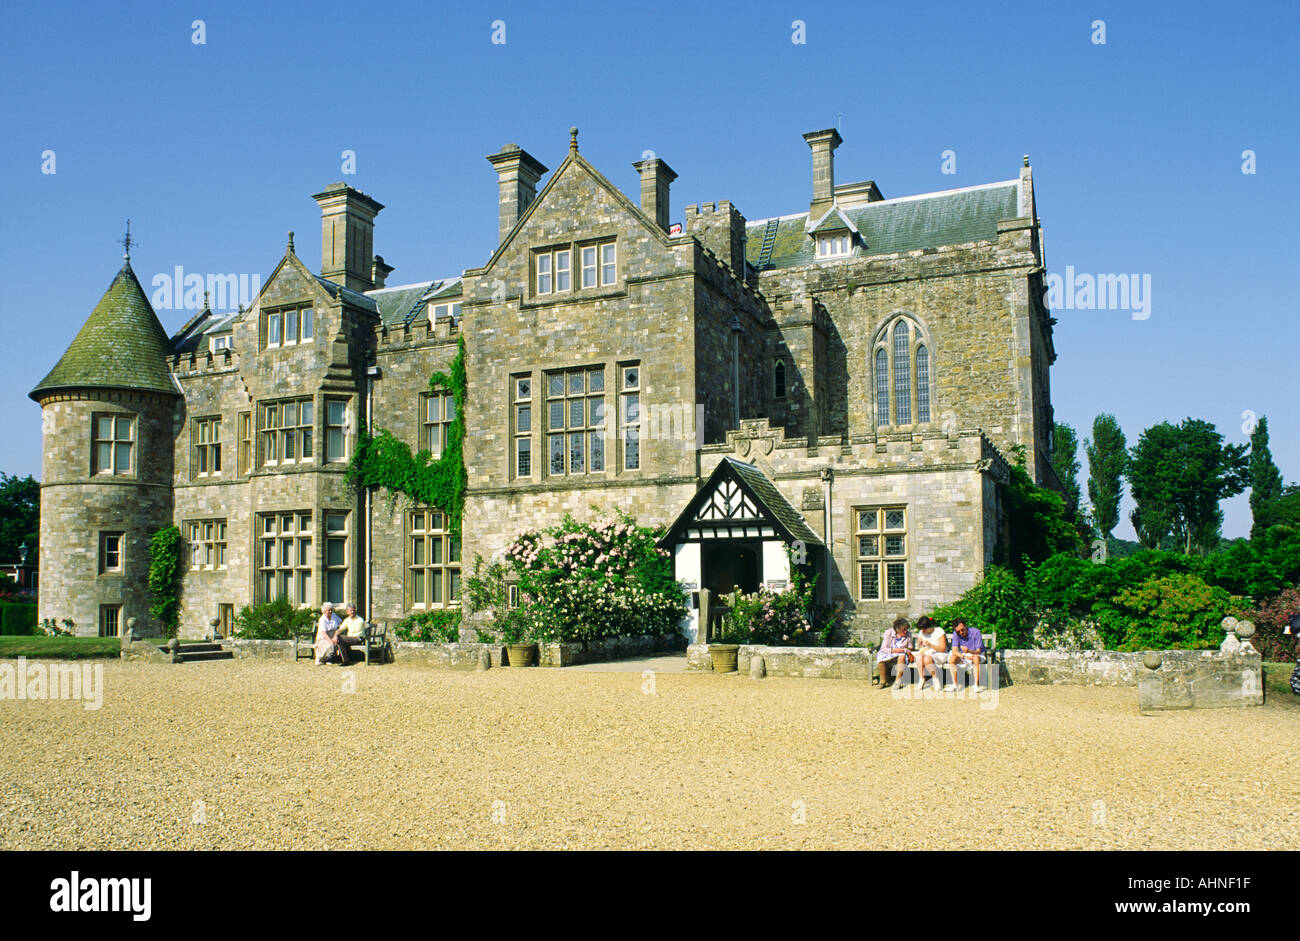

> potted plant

[
  {"left": 500, "top": 609, "right": 536, "bottom": 667},
  {"left": 708, "top": 593, "right": 754, "bottom": 673}
]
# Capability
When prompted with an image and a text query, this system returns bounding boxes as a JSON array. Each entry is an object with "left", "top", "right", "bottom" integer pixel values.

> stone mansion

[{"left": 30, "top": 127, "right": 1061, "bottom": 642}]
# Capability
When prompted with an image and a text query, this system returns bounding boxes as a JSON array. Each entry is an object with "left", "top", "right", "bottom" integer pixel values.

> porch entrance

[{"left": 702, "top": 544, "right": 760, "bottom": 598}]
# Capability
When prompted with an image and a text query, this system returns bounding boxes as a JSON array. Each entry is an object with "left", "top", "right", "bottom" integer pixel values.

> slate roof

[
  {"left": 746, "top": 180, "right": 1020, "bottom": 270},
  {"left": 313, "top": 275, "right": 378, "bottom": 314},
  {"left": 724, "top": 459, "right": 823, "bottom": 547},
  {"left": 365, "top": 277, "right": 463, "bottom": 325},
  {"left": 31, "top": 262, "right": 179, "bottom": 400}
]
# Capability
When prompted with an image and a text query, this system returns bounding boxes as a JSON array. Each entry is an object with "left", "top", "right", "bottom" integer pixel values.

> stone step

[{"left": 178, "top": 650, "right": 234, "bottom": 663}]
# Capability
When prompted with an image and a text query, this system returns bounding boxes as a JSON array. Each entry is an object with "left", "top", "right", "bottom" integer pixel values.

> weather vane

[{"left": 119, "top": 219, "right": 136, "bottom": 261}]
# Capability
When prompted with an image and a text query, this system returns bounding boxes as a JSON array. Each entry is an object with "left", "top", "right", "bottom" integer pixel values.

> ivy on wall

[
  {"left": 147, "top": 526, "right": 184, "bottom": 638},
  {"left": 347, "top": 336, "right": 468, "bottom": 536}
]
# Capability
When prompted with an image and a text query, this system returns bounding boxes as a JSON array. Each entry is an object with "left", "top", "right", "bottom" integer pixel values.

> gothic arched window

[
  {"left": 874, "top": 349, "right": 889, "bottom": 428},
  {"left": 774, "top": 359, "right": 787, "bottom": 399},
  {"left": 873, "top": 316, "right": 933, "bottom": 428}
]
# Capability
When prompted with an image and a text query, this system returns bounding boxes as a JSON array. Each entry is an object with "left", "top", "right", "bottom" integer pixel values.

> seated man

[
  {"left": 875, "top": 617, "right": 915, "bottom": 690},
  {"left": 945, "top": 618, "right": 985, "bottom": 692},
  {"left": 335, "top": 603, "right": 367, "bottom": 665}
]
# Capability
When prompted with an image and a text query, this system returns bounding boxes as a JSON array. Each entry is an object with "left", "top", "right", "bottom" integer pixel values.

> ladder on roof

[{"left": 756, "top": 218, "right": 780, "bottom": 270}]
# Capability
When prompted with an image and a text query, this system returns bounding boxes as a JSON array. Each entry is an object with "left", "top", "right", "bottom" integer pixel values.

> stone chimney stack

[
  {"left": 486, "top": 144, "right": 548, "bottom": 243},
  {"left": 802, "top": 128, "right": 843, "bottom": 218},
  {"left": 312, "top": 183, "right": 384, "bottom": 292},
  {"left": 633, "top": 157, "right": 678, "bottom": 232},
  {"left": 372, "top": 255, "right": 394, "bottom": 290}
]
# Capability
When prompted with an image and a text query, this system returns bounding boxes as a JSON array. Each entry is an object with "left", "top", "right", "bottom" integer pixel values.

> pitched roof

[
  {"left": 31, "top": 262, "right": 179, "bottom": 400},
  {"left": 364, "top": 277, "right": 463, "bottom": 325},
  {"left": 746, "top": 180, "right": 1021, "bottom": 270},
  {"left": 659, "top": 457, "right": 823, "bottom": 548}
]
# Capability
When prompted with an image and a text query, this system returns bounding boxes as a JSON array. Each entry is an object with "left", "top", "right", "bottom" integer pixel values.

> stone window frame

[
  {"left": 258, "top": 511, "right": 313, "bottom": 605},
  {"left": 91, "top": 412, "right": 135, "bottom": 477},
  {"left": 324, "top": 398, "right": 351, "bottom": 463},
  {"left": 263, "top": 304, "right": 314, "bottom": 349},
  {"left": 544, "top": 365, "right": 607, "bottom": 479},
  {"left": 211, "top": 334, "right": 232, "bottom": 351},
  {"left": 855, "top": 506, "right": 909, "bottom": 602},
  {"left": 620, "top": 362, "right": 642, "bottom": 472},
  {"left": 774, "top": 358, "right": 787, "bottom": 400},
  {"left": 872, "top": 314, "right": 934, "bottom": 429},
  {"left": 406, "top": 509, "right": 462, "bottom": 609},
  {"left": 531, "top": 238, "right": 618, "bottom": 301},
  {"left": 260, "top": 397, "right": 315, "bottom": 466},
  {"left": 323, "top": 511, "right": 350, "bottom": 606},
  {"left": 419, "top": 389, "right": 456, "bottom": 459},
  {"left": 512, "top": 374, "right": 533, "bottom": 480},
  {"left": 237, "top": 411, "right": 253, "bottom": 476},
  {"left": 430, "top": 301, "right": 463, "bottom": 326},
  {"left": 191, "top": 415, "right": 223, "bottom": 479},
  {"left": 98, "top": 604, "right": 122, "bottom": 638},
  {"left": 98, "top": 531, "right": 124, "bottom": 575},
  {"left": 187, "top": 519, "right": 228, "bottom": 571}
]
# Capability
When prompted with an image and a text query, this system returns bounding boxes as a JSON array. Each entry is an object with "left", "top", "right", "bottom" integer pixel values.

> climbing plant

[
  {"left": 147, "top": 526, "right": 184, "bottom": 638},
  {"left": 347, "top": 336, "right": 467, "bottom": 536}
]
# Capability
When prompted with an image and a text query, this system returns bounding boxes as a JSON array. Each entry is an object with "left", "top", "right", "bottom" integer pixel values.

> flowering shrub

[
  {"left": 394, "top": 608, "right": 461, "bottom": 643},
  {"left": 1245, "top": 585, "right": 1300, "bottom": 661},
  {"left": 482, "top": 511, "right": 687, "bottom": 644},
  {"left": 714, "top": 568, "right": 839, "bottom": 646}
]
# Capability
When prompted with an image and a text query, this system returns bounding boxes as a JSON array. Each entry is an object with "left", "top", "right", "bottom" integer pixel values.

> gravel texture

[{"left": 1, "top": 660, "right": 1296, "bottom": 850}]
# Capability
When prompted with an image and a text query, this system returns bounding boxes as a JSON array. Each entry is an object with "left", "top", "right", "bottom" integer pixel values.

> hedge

[{"left": 0, "top": 603, "right": 37, "bottom": 636}]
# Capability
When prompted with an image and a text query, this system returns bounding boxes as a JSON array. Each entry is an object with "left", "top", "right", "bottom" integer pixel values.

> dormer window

[
  {"left": 431, "top": 302, "right": 462, "bottom": 322},
  {"left": 817, "top": 233, "right": 852, "bottom": 258}
]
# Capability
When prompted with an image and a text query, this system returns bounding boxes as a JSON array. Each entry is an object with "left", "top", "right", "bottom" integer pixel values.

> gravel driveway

[{"left": 1, "top": 660, "right": 1294, "bottom": 850}]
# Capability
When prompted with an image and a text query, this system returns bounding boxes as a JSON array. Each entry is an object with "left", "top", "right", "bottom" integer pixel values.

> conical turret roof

[{"left": 30, "top": 262, "right": 179, "bottom": 400}]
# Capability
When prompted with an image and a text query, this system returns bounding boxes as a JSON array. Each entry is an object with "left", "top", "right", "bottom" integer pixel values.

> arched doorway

[{"left": 703, "top": 544, "right": 759, "bottom": 597}]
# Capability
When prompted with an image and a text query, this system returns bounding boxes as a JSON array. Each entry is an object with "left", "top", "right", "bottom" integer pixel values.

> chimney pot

[
  {"left": 802, "top": 128, "right": 843, "bottom": 218},
  {"left": 633, "top": 157, "right": 678, "bottom": 232},
  {"left": 486, "top": 145, "right": 548, "bottom": 244}
]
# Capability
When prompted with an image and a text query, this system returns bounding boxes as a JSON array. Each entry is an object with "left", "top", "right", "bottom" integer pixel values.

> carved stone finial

[
  {"left": 203, "top": 290, "right": 210, "bottom": 311},
  {"left": 569, "top": 126, "right": 579, "bottom": 153},
  {"left": 1023, "top": 154, "right": 1030, "bottom": 167},
  {"left": 1142, "top": 651, "right": 1161, "bottom": 671},
  {"left": 287, "top": 231, "right": 295, "bottom": 253}
]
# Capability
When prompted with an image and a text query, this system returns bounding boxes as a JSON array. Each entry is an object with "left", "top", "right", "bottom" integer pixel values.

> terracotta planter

[
  {"left": 506, "top": 643, "right": 537, "bottom": 667},
  {"left": 709, "top": 643, "right": 740, "bottom": 674}
]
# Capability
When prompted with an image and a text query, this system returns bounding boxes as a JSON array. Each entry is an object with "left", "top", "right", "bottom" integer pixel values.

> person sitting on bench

[
  {"left": 335, "top": 603, "right": 367, "bottom": 664},
  {"left": 876, "top": 617, "right": 914, "bottom": 690},
  {"left": 314, "top": 602, "right": 341, "bottom": 665},
  {"left": 946, "top": 619, "right": 985, "bottom": 692},
  {"left": 914, "top": 615, "right": 948, "bottom": 691}
]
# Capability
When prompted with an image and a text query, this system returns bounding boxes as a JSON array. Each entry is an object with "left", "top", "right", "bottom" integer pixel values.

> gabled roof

[
  {"left": 806, "top": 205, "right": 859, "bottom": 236},
  {"left": 31, "top": 262, "right": 179, "bottom": 400},
  {"left": 659, "top": 457, "right": 823, "bottom": 548},
  {"left": 313, "top": 274, "right": 378, "bottom": 314},
  {"left": 747, "top": 179, "right": 1020, "bottom": 270},
  {"left": 365, "top": 277, "right": 463, "bottom": 325}
]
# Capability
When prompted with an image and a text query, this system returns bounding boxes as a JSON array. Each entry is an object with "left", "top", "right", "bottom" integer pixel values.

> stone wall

[
  {"left": 1138, "top": 651, "right": 1264, "bottom": 712},
  {"left": 539, "top": 632, "right": 685, "bottom": 667}
]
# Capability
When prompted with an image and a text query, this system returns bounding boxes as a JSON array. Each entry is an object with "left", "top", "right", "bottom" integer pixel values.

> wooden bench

[
  {"left": 877, "top": 632, "right": 999, "bottom": 688},
  {"left": 295, "top": 622, "right": 391, "bottom": 665}
]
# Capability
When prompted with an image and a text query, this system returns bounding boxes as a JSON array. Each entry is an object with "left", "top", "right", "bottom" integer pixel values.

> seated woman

[
  {"left": 875, "top": 617, "right": 914, "bottom": 690},
  {"left": 913, "top": 615, "right": 948, "bottom": 690},
  {"left": 314, "top": 601, "right": 341, "bottom": 666}
]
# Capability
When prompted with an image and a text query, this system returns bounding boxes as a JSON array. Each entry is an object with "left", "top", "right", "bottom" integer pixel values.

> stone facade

[{"left": 32, "top": 128, "right": 1059, "bottom": 644}]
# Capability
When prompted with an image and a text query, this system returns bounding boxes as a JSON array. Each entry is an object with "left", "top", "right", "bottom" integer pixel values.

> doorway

[{"left": 702, "top": 544, "right": 759, "bottom": 598}]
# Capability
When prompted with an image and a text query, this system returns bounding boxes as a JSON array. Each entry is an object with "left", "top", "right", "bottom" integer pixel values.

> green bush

[
  {"left": 929, "top": 566, "right": 1033, "bottom": 647},
  {"left": 0, "top": 602, "right": 37, "bottom": 636},
  {"left": 233, "top": 597, "right": 316, "bottom": 640},
  {"left": 1103, "top": 572, "right": 1243, "bottom": 650},
  {"left": 148, "top": 526, "right": 184, "bottom": 638},
  {"left": 393, "top": 608, "right": 462, "bottom": 643}
]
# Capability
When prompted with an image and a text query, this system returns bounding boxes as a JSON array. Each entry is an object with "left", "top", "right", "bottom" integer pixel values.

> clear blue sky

[{"left": 2, "top": 0, "right": 1295, "bottom": 540}]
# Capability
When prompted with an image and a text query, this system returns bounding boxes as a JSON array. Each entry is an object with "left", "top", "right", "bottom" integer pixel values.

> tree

[
  {"left": 1247, "top": 416, "right": 1284, "bottom": 539},
  {"left": 1126, "top": 419, "right": 1248, "bottom": 555},
  {"left": 0, "top": 473, "right": 39, "bottom": 567},
  {"left": 1085, "top": 414, "right": 1127, "bottom": 539},
  {"left": 1052, "top": 422, "right": 1084, "bottom": 520},
  {"left": 998, "top": 450, "right": 1086, "bottom": 573}
]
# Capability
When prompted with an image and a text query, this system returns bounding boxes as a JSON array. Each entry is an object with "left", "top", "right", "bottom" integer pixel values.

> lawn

[
  {"left": 0, "top": 636, "right": 123, "bottom": 659},
  {"left": 1264, "top": 660, "right": 1297, "bottom": 696}
]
